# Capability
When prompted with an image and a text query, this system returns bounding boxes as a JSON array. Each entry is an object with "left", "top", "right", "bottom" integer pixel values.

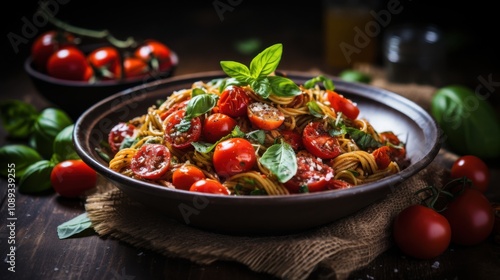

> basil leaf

[
  {"left": 303, "top": 75, "right": 335, "bottom": 90},
  {"left": 185, "top": 94, "right": 218, "bottom": 120},
  {"left": 0, "top": 99, "right": 38, "bottom": 138},
  {"left": 220, "top": 61, "right": 251, "bottom": 80},
  {"left": 268, "top": 76, "right": 301, "bottom": 97},
  {"left": 57, "top": 212, "right": 94, "bottom": 239},
  {"left": 251, "top": 78, "right": 271, "bottom": 99},
  {"left": 30, "top": 108, "right": 73, "bottom": 159},
  {"left": 259, "top": 142, "right": 297, "bottom": 183},
  {"left": 246, "top": 130, "right": 266, "bottom": 145},
  {"left": 307, "top": 101, "right": 324, "bottom": 118},
  {"left": 0, "top": 144, "right": 42, "bottom": 178},
  {"left": 53, "top": 124, "right": 80, "bottom": 163},
  {"left": 19, "top": 160, "right": 54, "bottom": 193},
  {"left": 346, "top": 127, "right": 382, "bottom": 150},
  {"left": 191, "top": 141, "right": 215, "bottom": 153},
  {"left": 249, "top": 43, "right": 282, "bottom": 78}
]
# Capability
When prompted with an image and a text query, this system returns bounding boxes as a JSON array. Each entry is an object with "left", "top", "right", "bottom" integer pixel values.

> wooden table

[{"left": 2, "top": 2, "right": 500, "bottom": 279}]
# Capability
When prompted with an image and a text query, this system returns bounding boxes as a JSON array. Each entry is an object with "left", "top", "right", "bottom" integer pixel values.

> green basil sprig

[
  {"left": 0, "top": 100, "right": 38, "bottom": 138},
  {"left": 53, "top": 124, "right": 80, "bottom": 162},
  {"left": 220, "top": 43, "right": 301, "bottom": 99},
  {"left": 30, "top": 108, "right": 73, "bottom": 159},
  {"left": 18, "top": 160, "right": 55, "bottom": 193},
  {"left": 0, "top": 144, "right": 42, "bottom": 178}
]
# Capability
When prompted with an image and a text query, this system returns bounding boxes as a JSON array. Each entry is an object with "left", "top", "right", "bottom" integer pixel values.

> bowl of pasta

[{"left": 74, "top": 44, "right": 440, "bottom": 234}]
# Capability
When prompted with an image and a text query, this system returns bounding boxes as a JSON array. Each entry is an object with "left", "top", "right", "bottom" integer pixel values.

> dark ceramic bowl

[
  {"left": 24, "top": 50, "right": 178, "bottom": 120},
  {"left": 74, "top": 71, "right": 441, "bottom": 235}
]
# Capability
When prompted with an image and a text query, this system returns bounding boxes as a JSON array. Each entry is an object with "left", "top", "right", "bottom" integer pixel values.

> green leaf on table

[
  {"left": 0, "top": 144, "right": 42, "bottom": 178},
  {"left": 53, "top": 124, "right": 80, "bottom": 163},
  {"left": 57, "top": 212, "right": 94, "bottom": 239},
  {"left": 0, "top": 99, "right": 39, "bottom": 139},
  {"left": 18, "top": 160, "right": 54, "bottom": 193},
  {"left": 30, "top": 108, "right": 73, "bottom": 159}
]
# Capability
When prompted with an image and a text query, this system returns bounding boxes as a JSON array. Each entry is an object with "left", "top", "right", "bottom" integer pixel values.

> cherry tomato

[
  {"left": 134, "top": 39, "right": 174, "bottom": 72},
  {"left": 189, "top": 179, "right": 230, "bottom": 195},
  {"left": 87, "top": 46, "right": 121, "bottom": 80},
  {"left": 47, "top": 47, "right": 90, "bottom": 81},
  {"left": 124, "top": 56, "right": 149, "bottom": 78},
  {"left": 302, "top": 121, "right": 342, "bottom": 159},
  {"left": 326, "top": 179, "right": 353, "bottom": 190},
  {"left": 393, "top": 204, "right": 451, "bottom": 259},
  {"left": 326, "top": 90, "right": 360, "bottom": 119},
  {"left": 50, "top": 159, "right": 97, "bottom": 198},
  {"left": 202, "top": 113, "right": 237, "bottom": 143},
  {"left": 372, "top": 146, "right": 392, "bottom": 169},
  {"left": 172, "top": 164, "right": 206, "bottom": 190},
  {"left": 247, "top": 102, "right": 285, "bottom": 130},
  {"left": 280, "top": 130, "right": 303, "bottom": 151},
  {"left": 284, "top": 152, "right": 334, "bottom": 193},
  {"left": 163, "top": 109, "right": 202, "bottom": 149},
  {"left": 160, "top": 99, "right": 189, "bottom": 120},
  {"left": 31, "top": 30, "right": 76, "bottom": 72},
  {"left": 379, "top": 131, "right": 401, "bottom": 145},
  {"left": 441, "top": 187, "right": 494, "bottom": 246},
  {"left": 450, "top": 155, "right": 490, "bottom": 193},
  {"left": 130, "top": 144, "right": 171, "bottom": 180},
  {"left": 217, "top": 85, "right": 252, "bottom": 117},
  {"left": 212, "top": 138, "right": 256, "bottom": 178},
  {"left": 108, "top": 122, "right": 136, "bottom": 154}
]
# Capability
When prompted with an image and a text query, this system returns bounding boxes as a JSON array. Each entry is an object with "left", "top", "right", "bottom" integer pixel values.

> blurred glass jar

[
  {"left": 383, "top": 23, "right": 447, "bottom": 86},
  {"left": 323, "top": 0, "right": 380, "bottom": 70}
]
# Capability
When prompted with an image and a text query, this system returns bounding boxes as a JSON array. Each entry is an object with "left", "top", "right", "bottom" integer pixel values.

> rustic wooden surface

[{"left": 2, "top": 1, "right": 500, "bottom": 279}]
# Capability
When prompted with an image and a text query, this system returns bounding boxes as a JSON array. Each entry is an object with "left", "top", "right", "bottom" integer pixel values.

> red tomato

[
  {"left": 108, "top": 122, "right": 136, "bottom": 154},
  {"left": 302, "top": 121, "right": 342, "bottom": 159},
  {"left": 87, "top": 46, "right": 121, "bottom": 80},
  {"left": 326, "top": 179, "right": 353, "bottom": 190},
  {"left": 212, "top": 138, "right": 256, "bottom": 178},
  {"left": 280, "top": 130, "right": 303, "bottom": 151},
  {"left": 124, "top": 56, "right": 149, "bottom": 78},
  {"left": 163, "top": 109, "right": 202, "bottom": 149},
  {"left": 47, "top": 47, "right": 90, "bottom": 81},
  {"left": 50, "top": 159, "right": 97, "bottom": 198},
  {"left": 189, "top": 179, "right": 230, "bottom": 195},
  {"left": 379, "top": 131, "right": 401, "bottom": 145},
  {"left": 160, "top": 100, "right": 189, "bottom": 120},
  {"left": 326, "top": 90, "right": 360, "bottom": 119},
  {"left": 172, "top": 164, "right": 206, "bottom": 190},
  {"left": 393, "top": 204, "right": 451, "bottom": 259},
  {"left": 130, "top": 144, "right": 171, "bottom": 180},
  {"left": 441, "top": 187, "right": 494, "bottom": 246},
  {"left": 372, "top": 146, "right": 392, "bottom": 169},
  {"left": 247, "top": 102, "right": 285, "bottom": 130},
  {"left": 134, "top": 39, "right": 174, "bottom": 72},
  {"left": 217, "top": 85, "right": 252, "bottom": 117},
  {"left": 202, "top": 113, "right": 237, "bottom": 143},
  {"left": 450, "top": 155, "right": 490, "bottom": 193},
  {"left": 284, "top": 152, "right": 334, "bottom": 193},
  {"left": 31, "top": 30, "right": 76, "bottom": 72}
]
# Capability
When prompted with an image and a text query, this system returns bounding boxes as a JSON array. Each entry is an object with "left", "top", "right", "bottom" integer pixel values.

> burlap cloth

[{"left": 84, "top": 65, "right": 455, "bottom": 280}]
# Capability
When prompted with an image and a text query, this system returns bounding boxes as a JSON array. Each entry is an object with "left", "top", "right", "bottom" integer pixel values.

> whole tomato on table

[
  {"left": 50, "top": 159, "right": 97, "bottom": 198},
  {"left": 450, "top": 155, "right": 491, "bottom": 193}
]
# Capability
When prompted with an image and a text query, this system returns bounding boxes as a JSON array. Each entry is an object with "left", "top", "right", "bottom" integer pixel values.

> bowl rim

[
  {"left": 74, "top": 70, "right": 442, "bottom": 204},
  {"left": 24, "top": 51, "right": 179, "bottom": 87}
]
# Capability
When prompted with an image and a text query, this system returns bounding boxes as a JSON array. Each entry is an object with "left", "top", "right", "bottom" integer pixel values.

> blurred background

[{"left": 1, "top": 0, "right": 499, "bottom": 103}]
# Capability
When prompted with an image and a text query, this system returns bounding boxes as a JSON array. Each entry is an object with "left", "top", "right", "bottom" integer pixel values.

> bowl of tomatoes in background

[{"left": 25, "top": 30, "right": 178, "bottom": 121}]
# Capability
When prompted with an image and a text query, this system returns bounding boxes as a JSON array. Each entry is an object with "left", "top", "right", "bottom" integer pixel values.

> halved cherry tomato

[
  {"left": 87, "top": 46, "right": 121, "bottom": 80},
  {"left": 202, "top": 113, "right": 237, "bottom": 143},
  {"left": 326, "top": 90, "right": 360, "bottom": 119},
  {"left": 217, "top": 85, "right": 252, "bottom": 117},
  {"left": 326, "top": 179, "right": 353, "bottom": 190},
  {"left": 212, "top": 138, "right": 256, "bottom": 178},
  {"left": 284, "top": 151, "right": 334, "bottom": 193},
  {"left": 31, "top": 30, "right": 76, "bottom": 72},
  {"left": 134, "top": 39, "right": 174, "bottom": 72},
  {"left": 124, "top": 56, "right": 149, "bottom": 78},
  {"left": 50, "top": 159, "right": 97, "bottom": 198},
  {"left": 47, "top": 47, "right": 90, "bottom": 81},
  {"left": 163, "top": 109, "right": 202, "bottom": 149},
  {"left": 130, "top": 144, "right": 171, "bottom": 180},
  {"left": 450, "top": 155, "right": 490, "bottom": 193},
  {"left": 160, "top": 99, "right": 189, "bottom": 120},
  {"left": 108, "top": 122, "right": 136, "bottom": 154},
  {"left": 280, "top": 130, "right": 303, "bottom": 151},
  {"left": 372, "top": 146, "right": 392, "bottom": 169},
  {"left": 189, "top": 179, "right": 230, "bottom": 195},
  {"left": 302, "top": 121, "right": 342, "bottom": 159},
  {"left": 172, "top": 164, "right": 206, "bottom": 190},
  {"left": 247, "top": 102, "right": 285, "bottom": 130}
]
